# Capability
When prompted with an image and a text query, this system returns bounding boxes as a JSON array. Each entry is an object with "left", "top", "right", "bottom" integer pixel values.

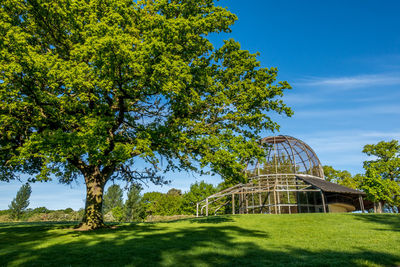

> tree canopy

[
  {"left": 361, "top": 140, "right": 400, "bottom": 212},
  {"left": 124, "top": 184, "right": 144, "bottom": 221},
  {"left": 0, "top": 0, "right": 292, "bottom": 229},
  {"left": 182, "top": 180, "right": 217, "bottom": 214},
  {"left": 362, "top": 140, "right": 400, "bottom": 182},
  {"left": 322, "top": 165, "right": 361, "bottom": 189}
]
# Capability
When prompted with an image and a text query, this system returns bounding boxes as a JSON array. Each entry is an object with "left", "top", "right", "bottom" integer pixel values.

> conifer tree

[
  {"left": 9, "top": 183, "right": 32, "bottom": 220},
  {"left": 124, "top": 185, "right": 143, "bottom": 222},
  {"left": 103, "top": 184, "right": 123, "bottom": 214}
]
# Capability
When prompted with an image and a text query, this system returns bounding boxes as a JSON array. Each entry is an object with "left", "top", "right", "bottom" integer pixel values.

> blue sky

[{"left": 1, "top": 0, "right": 400, "bottom": 210}]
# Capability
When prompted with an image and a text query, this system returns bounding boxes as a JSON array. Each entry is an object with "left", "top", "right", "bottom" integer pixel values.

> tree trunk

[
  {"left": 377, "top": 201, "right": 383, "bottom": 214},
  {"left": 76, "top": 172, "right": 107, "bottom": 230}
]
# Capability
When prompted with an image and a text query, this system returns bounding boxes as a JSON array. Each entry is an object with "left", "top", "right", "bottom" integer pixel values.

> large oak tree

[{"left": 0, "top": 0, "right": 292, "bottom": 229}]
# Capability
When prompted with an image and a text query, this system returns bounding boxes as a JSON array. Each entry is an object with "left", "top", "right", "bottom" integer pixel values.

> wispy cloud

[
  {"left": 294, "top": 104, "right": 400, "bottom": 118},
  {"left": 296, "top": 73, "right": 400, "bottom": 89},
  {"left": 282, "top": 93, "right": 328, "bottom": 105}
]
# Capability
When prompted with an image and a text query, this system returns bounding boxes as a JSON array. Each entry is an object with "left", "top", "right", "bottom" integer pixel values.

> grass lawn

[{"left": 1, "top": 213, "right": 399, "bottom": 266}]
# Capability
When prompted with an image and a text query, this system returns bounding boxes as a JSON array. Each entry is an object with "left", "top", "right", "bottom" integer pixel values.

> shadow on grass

[
  {"left": 189, "top": 215, "right": 234, "bottom": 224},
  {"left": 0, "top": 219, "right": 399, "bottom": 266},
  {"left": 352, "top": 214, "right": 400, "bottom": 232}
]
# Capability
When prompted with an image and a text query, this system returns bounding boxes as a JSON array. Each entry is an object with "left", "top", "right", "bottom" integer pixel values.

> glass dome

[{"left": 249, "top": 135, "right": 324, "bottom": 178}]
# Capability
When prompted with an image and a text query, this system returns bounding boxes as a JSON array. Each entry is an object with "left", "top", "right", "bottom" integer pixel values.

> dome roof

[{"left": 248, "top": 135, "right": 324, "bottom": 178}]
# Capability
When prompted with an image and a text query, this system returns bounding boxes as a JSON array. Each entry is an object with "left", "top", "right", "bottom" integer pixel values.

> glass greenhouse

[{"left": 197, "top": 135, "right": 368, "bottom": 216}]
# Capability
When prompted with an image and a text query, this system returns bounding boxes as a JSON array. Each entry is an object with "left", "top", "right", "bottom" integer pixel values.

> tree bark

[
  {"left": 76, "top": 172, "right": 107, "bottom": 230},
  {"left": 377, "top": 201, "right": 383, "bottom": 214}
]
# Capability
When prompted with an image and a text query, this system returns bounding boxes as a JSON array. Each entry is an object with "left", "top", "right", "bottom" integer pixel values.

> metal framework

[{"left": 197, "top": 135, "right": 365, "bottom": 216}]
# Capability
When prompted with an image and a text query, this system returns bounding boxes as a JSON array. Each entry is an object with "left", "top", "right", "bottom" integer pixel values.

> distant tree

[
  {"left": 111, "top": 206, "right": 124, "bottom": 222},
  {"left": 361, "top": 140, "right": 400, "bottom": 212},
  {"left": 362, "top": 140, "right": 400, "bottom": 182},
  {"left": 141, "top": 192, "right": 164, "bottom": 216},
  {"left": 124, "top": 185, "right": 144, "bottom": 222},
  {"left": 167, "top": 188, "right": 182, "bottom": 196},
  {"left": 64, "top": 208, "right": 74, "bottom": 213},
  {"left": 9, "top": 183, "right": 32, "bottom": 220},
  {"left": 32, "top": 207, "right": 50, "bottom": 214},
  {"left": 361, "top": 168, "right": 400, "bottom": 213},
  {"left": 156, "top": 194, "right": 184, "bottom": 216},
  {"left": 0, "top": 0, "right": 292, "bottom": 230},
  {"left": 322, "top": 165, "right": 361, "bottom": 189},
  {"left": 182, "top": 181, "right": 217, "bottom": 214},
  {"left": 103, "top": 184, "right": 123, "bottom": 214},
  {"left": 142, "top": 191, "right": 183, "bottom": 216}
]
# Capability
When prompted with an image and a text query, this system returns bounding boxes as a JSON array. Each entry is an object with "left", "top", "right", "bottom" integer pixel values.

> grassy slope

[{"left": 0, "top": 214, "right": 399, "bottom": 267}]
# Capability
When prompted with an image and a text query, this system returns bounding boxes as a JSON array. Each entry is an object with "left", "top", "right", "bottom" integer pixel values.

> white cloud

[
  {"left": 296, "top": 73, "right": 400, "bottom": 89},
  {"left": 293, "top": 104, "right": 400, "bottom": 118},
  {"left": 361, "top": 131, "right": 400, "bottom": 138}
]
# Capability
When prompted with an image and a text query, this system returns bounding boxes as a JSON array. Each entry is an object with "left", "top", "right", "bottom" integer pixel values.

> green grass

[{"left": 1, "top": 214, "right": 399, "bottom": 266}]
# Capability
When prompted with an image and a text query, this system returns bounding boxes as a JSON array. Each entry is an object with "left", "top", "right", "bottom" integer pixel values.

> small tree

[
  {"left": 111, "top": 206, "right": 124, "bottom": 222},
  {"left": 103, "top": 184, "right": 123, "bottom": 214},
  {"left": 141, "top": 191, "right": 184, "bottom": 216},
  {"left": 361, "top": 168, "right": 400, "bottom": 213},
  {"left": 362, "top": 140, "right": 400, "bottom": 212},
  {"left": 9, "top": 183, "right": 32, "bottom": 220},
  {"left": 182, "top": 181, "right": 217, "bottom": 214},
  {"left": 124, "top": 185, "right": 144, "bottom": 222}
]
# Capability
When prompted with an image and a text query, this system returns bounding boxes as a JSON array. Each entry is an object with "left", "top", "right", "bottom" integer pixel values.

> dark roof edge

[{"left": 296, "top": 174, "right": 366, "bottom": 195}]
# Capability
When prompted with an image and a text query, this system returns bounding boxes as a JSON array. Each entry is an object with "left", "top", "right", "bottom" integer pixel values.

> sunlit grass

[{"left": 1, "top": 213, "right": 399, "bottom": 266}]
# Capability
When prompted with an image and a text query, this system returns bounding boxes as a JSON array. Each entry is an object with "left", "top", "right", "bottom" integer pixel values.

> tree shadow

[
  {"left": 352, "top": 214, "right": 400, "bottom": 232},
  {"left": 0, "top": 220, "right": 399, "bottom": 266},
  {"left": 189, "top": 215, "right": 234, "bottom": 224}
]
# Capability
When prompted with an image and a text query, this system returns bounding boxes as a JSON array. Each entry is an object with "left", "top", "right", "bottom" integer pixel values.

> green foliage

[
  {"left": 0, "top": 0, "right": 291, "bottom": 183},
  {"left": 322, "top": 165, "right": 362, "bottom": 189},
  {"left": 0, "top": 0, "right": 292, "bottom": 227},
  {"left": 363, "top": 140, "right": 400, "bottom": 182},
  {"left": 63, "top": 208, "right": 74, "bottom": 213},
  {"left": 167, "top": 188, "right": 182, "bottom": 196},
  {"left": 9, "top": 183, "right": 32, "bottom": 220},
  {"left": 361, "top": 140, "right": 400, "bottom": 209},
  {"left": 111, "top": 206, "right": 124, "bottom": 222},
  {"left": 142, "top": 191, "right": 184, "bottom": 216},
  {"left": 361, "top": 168, "right": 400, "bottom": 204},
  {"left": 103, "top": 184, "right": 123, "bottom": 214},
  {"left": 124, "top": 185, "right": 144, "bottom": 222},
  {"left": 323, "top": 165, "right": 351, "bottom": 183},
  {"left": 0, "top": 210, "right": 10, "bottom": 216},
  {"left": 32, "top": 207, "right": 51, "bottom": 214},
  {"left": 141, "top": 192, "right": 164, "bottom": 216},
  {"left": 182, "top": 181, "right": 217, "bottom": 214},
  {"left": 0, "top": 207, "right": 83, "bottom": 222}
]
